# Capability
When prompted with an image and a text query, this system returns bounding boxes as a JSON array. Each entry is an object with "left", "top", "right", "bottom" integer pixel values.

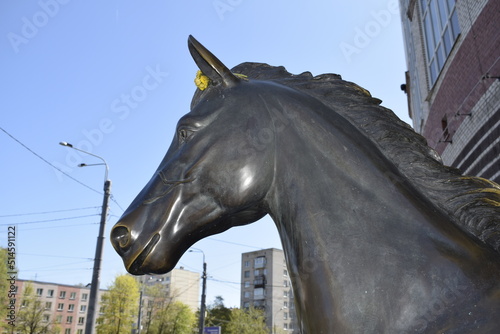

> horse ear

[{"left": 188, "top": 35, "right": 239, "bottom": 88}]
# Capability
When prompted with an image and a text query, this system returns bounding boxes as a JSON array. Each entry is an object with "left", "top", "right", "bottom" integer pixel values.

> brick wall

[{"left": 423, "top": 0, "right": 500, "bottom": 154}]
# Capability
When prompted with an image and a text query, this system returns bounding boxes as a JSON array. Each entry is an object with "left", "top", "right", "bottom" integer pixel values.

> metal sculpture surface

[{"left": 111, "top": 36, "right": 500, "bottom": 333}]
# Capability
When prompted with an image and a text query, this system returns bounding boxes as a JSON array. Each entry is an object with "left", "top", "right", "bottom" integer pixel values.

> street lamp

[
  {"left": 59, "top": 142, "right": 111, "bottom": 334},
  {"left": 189, "top": 248, "right": 207, "bottom": 334},
  {"left": 273, "top": 307, "right": 285, "bottom": 334}
]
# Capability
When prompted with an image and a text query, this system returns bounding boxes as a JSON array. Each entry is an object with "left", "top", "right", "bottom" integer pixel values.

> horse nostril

[{"left": 111, "top": 226, "right": 130, "bottom": 250}]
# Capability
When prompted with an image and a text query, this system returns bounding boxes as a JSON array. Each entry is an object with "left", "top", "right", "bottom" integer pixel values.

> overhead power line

[
  {"left": 0, "top": 214, "right": 99, "bottom": 226},
  {"left": 20, "top": 252, "right": 93, "bottom": 260},
  {"left": 0, "top": 206, "right": 100, "bottom": 218},
  {"left": 0, "top": 126, "right": 125, "bottom": 212},
  {"left": 0, "top": 126, "right": 101, "bottom": 194},
  {"left": 20, "top": 222, "right": 99, "bottom": 231},
  {"left": 206, "top": 237, "right": 265, "bottom": 250}
]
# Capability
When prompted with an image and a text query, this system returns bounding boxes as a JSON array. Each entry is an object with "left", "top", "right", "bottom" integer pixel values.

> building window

[
  {"left": 420, "top": 0, "right": 460, "bottom": 85},
  {"left": 70, "top": 292, "right": 76, "bottom": 300},
  {"left": 68, "top": 304, "right": 75, "bottom": 312},
  {"left": 59, "top": 291, "right": 66, "bottom": 299},
  {"left": 65, "top": 329, "right": 71, "bottom": 334},
  {"left": 36, "top": 288, "right": 43, "bottom": 296},
  {"left": 284, "top": 280, "right": 288, "bottom": 287},
  {"left": 66, "top": 316, "right": 73, "bottom": 324},
  {"left": 42, "top": 314, "right": 50, "bottom": 322},
  {"left": 244, "top": 281, "right": 250, "bottom": 288},
  {"left": 254, "top": 288, "right": 265, "bottom": 299},
  {"left": 244, "top": 291, "right": 250, "bottom": 298},
  {"left": 55, "top": 315, "right": 62, "bottom": 324},
  {"left": 47, "top": 289, "right": 54, "bottom": 298},
  {"left": 57, "top": 303, "right": 64, "bottom": 311},
  {"left": 284, "top": 323, "right": 288, "bottom": 330},
  {"left": 244, "top": 260, "right": 250, "bottom": 268},
  {"left": 78, "top": 317, "right": 85, "bottom": 325},
  {"left": 284, "top": 301, "right": 288, "bottom": 308},
  {"left": 284, "top": 291, "right": 288, "bottom": 298},
  {"left": 441, "top": 115, "right": 452, "bottom": 142},
  {"left": 80, "top": 305, "right": 87, "bottom": 313},
  {"left": 254, "top": 300, "right": 265, "bottom": 308},
  {"left": 244, "top": 271, "right": 250, "bottom": 278},
  {"left": 284, "top": 312, "right": 288, "bottom": 320},
  {"left": 45, "top": 302, "right": 52, "bottom": 310},
  {"left": 81, "top": 293, "right": 88, "bottom": 301},
  {"left": 77, "top": 330, "right": 83, "bottom": 334},
  {"left": 243, "top": 301, "right": 250, "bottom": 308},
  {"left": 254, "top": 256, "right": 266, "bottom": 268},
  {"left": 283, "top": 269, "right": 288, "bottom": 276}
]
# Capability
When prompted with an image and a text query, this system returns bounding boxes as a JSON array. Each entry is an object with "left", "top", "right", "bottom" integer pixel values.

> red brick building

[
  {"left": 399, "top": 0, "right": 499, "bottom": 183},
  {"left": 7, "top": 279, "right": 105, "bottom": 334}
]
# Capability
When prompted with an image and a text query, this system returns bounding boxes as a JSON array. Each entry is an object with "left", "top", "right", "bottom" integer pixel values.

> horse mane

[{"left": 228, "top": 62, "right": 500, "bottom": 254}]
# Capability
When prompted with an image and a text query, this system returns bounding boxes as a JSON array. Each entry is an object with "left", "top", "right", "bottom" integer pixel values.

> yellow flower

[
  {"left": 195, "top": 70, "right": 210, "bottom": 91},
  {"left": 233, "top": 73, "right": 248, "bottom": 80}
]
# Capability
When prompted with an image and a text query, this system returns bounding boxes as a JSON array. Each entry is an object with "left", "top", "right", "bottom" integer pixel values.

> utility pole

[
  {"left": 59, "top": 142, "right": 110, "bottom": 334},
  {"left": 189, "top": 248, "right": 207, "bottom": 334},
  {"left": 199, "top": 261, "right": 207, "bottom": 334},
  {"left": 137, "top": 286, "right": 144, "bottom": 334},
  {"left": 85, "top": 179, "right": 111, "bottom": 334}
]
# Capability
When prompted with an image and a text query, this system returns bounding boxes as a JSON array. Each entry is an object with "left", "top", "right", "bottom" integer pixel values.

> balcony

[{"left": 253, "top": 275, "right": 266, "bottom": 288}]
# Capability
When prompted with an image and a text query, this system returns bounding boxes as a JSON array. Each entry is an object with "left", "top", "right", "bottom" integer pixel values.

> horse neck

[
  {"left": 265, "top": 101, "right": 442, "bottom": 255},
  {"left": 263, "top": 102, "right": 496, "bottom": 331}
]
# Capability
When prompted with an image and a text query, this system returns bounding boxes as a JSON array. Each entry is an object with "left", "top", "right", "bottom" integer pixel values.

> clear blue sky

[{"left": 0, "top": 0, "right": 410, "bottom": 308}]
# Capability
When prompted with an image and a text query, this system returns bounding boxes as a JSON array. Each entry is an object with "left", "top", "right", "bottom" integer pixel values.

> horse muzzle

[{"left": 111, "top": 225, "right": 158, "bottom": 274}]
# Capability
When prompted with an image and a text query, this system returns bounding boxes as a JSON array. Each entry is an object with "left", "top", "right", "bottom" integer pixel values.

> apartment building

[
  {"left": 134, "top": 267, "right": 200, "bottom": 312},
  {"left": 399, "top": 0, "right": 499, "bottom": 183},
  {"left": 11, "top": 279, "right": 105, "bottom": 334},
  {"left": 241, "top": 248, "right": 298, "bottom": 333},
  {"left": 133, "top": 267, "right": 200, "bottom": 332},
  {"left": 9, "top": 269, "right": 200, "bottom": 334}
]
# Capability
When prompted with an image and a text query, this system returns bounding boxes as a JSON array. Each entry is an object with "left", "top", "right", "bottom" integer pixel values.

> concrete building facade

[
  {"left": 241, "top": 248, "right": 298, "bottom": 333},
  {"left": 399, "top": 0, "right": 500, "bottom": 183},
  {"left": 135, "top": 267, "right": 200, "bottom": 312}
]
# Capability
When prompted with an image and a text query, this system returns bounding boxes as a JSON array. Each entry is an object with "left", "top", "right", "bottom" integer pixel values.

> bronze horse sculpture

[{"left": 111, "top": 36, "right": 500, "bottom": 333}]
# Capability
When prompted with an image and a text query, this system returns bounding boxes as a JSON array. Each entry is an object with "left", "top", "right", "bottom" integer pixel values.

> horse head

[{"left": 110, "top": 36, "right": 275, "bottom": 275}]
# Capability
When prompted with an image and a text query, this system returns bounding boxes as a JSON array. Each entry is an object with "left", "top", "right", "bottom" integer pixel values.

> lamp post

[
  {"left": 59, "top": 142, "right": 111, "bottom": 334},
  {"left": 189, "top": 248, "right": 207, "bottom": 334},
  {"left": 273, "top": 307, "right": 284, "bottom": 334}
]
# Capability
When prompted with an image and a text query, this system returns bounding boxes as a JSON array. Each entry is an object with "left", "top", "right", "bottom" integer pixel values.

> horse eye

[{"left": 178, "top": 128, "right": 192, "bottom": 142}]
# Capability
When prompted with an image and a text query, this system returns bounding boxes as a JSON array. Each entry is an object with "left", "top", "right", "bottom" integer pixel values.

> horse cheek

[{"left": 236, "top": 140, "right": 257, "bottom": 159}]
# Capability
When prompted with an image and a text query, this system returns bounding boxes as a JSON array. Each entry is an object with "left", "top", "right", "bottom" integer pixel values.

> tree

[
  {"left": 0, "top": 248, "right": 9, "bottom": 327},
  {"left": 204, "top": 296, "right": 231, "bottom": 333},
  {"left": 226, "top": 307, "right": 269, "bottom": 334},
  {"left": 148, "top": 301, "right": 196, "bottom": 334},
  {"left": 15, "top": 282, "right": 60, "bottom": 334},
  {"left": 141, "top": 284, "right": 169, "bottom": 334},
  {"left": 96, "top": 274, "right": 139, "bottom": 334}
]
